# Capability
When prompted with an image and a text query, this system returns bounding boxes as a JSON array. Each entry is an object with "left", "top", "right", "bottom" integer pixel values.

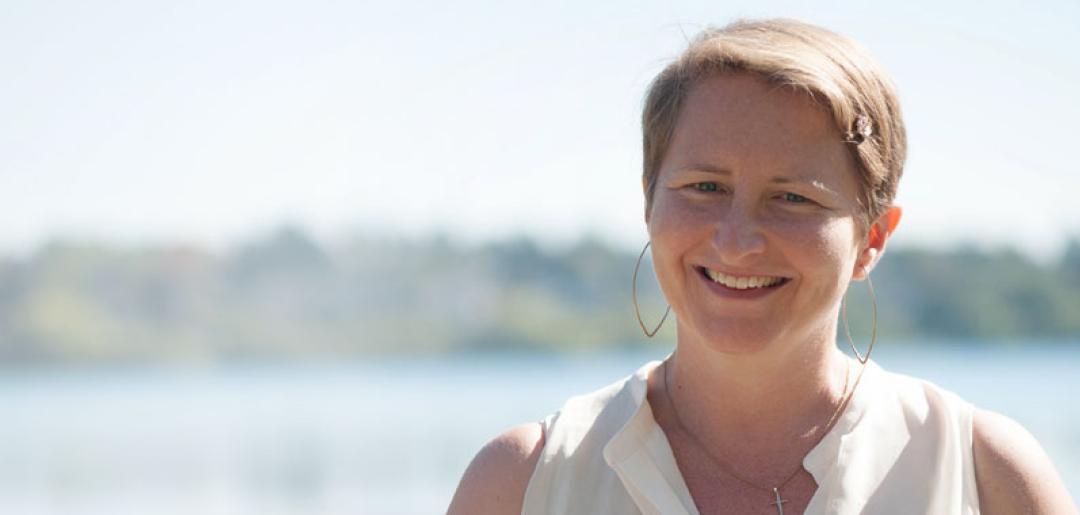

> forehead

[{"left": 664, "top": 73, "right": 858, "bottom": 188}]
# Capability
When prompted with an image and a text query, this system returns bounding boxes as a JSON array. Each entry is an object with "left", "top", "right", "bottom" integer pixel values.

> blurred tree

[{"left": 0, "top": 229, "right": 1077, "bottom": 365}]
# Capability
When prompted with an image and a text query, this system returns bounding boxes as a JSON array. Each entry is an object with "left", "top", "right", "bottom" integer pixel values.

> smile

[{"left": 699, "top": 267, "right": 789, "bottom": 290}]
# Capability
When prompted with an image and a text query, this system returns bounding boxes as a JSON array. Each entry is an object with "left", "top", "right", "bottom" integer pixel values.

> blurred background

[{"left": 2, "top": 0, "right": 1078, "bottom": 513}]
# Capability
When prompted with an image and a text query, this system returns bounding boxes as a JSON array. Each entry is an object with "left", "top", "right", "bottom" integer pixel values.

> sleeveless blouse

[{"left": 521, "top": 358, "right": 981, "bottom": 514}]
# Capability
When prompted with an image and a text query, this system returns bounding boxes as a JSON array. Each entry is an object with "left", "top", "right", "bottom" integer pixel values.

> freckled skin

[{"left": 647, "top": 73, "right": 869, "bottom": 356}]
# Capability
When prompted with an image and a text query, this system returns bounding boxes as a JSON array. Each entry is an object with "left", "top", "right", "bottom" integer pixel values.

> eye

[
  {"left": 691, "top": 182, "right": 719, "bottom": 192},
  {"left": 781, "top": 192, "right": 810, "bottom": 203}
]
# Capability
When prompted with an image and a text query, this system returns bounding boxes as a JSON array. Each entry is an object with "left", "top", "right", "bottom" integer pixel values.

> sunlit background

[{"left": 2, "top": 0, "right": 1078, "bottom": 513}]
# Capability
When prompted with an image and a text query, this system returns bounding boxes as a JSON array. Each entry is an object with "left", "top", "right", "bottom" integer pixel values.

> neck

[{"left": 661, "top": 325, "right": 853, "bottom": 456}]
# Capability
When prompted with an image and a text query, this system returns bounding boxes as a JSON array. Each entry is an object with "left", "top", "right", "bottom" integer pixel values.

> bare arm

[
  {"left": 973, "top": 409, "right": 1078, "bottom": 514},
  {"left": 446, "top": 422, "right": 545, "bottom": 515}
]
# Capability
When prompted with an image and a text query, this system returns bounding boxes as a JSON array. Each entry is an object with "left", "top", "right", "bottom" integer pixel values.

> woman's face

[{"left": 647, "top": 73, "right": 877, "bottom": 354}]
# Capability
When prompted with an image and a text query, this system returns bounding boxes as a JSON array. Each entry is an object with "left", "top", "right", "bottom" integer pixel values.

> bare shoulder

[
  {"left": 972, "top": 409, "right": 1078, "bottom": 514},
  {"left": 446, "top": 422, "right": 545, "bottom": 515}
]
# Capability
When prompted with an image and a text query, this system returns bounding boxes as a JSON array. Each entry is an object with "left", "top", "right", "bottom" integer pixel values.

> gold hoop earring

[
  {"left": 841, "top": 267, "right": 877, "bottom": 365},
  {"left": 633, "top": 242, "right": 671, "bottom": 338}
]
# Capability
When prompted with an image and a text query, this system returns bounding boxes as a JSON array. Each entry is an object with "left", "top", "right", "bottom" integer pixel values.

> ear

[
  {"left": 642, "top": 175, "right": 652, "bottom": 224},
  {"left": 854, "top": 206, "right": 902, "bottom": 280}
]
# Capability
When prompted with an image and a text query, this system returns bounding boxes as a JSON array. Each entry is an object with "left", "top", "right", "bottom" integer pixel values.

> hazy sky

[{"left": 2, "top": 0, "right": 1078, "bottom": 258}]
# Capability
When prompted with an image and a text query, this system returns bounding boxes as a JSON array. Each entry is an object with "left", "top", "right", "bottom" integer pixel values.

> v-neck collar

[{"left": 600, "top": 357, "right": 904, "bottom": 514}]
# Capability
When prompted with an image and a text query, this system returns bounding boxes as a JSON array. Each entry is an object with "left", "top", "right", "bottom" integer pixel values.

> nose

[{"left": 711, "top": 203, "right": 767, "bottom": 263}]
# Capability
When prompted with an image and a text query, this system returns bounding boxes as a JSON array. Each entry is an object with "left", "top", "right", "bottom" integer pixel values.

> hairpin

[{"left": 844, "top": 114, "right": 873, "bottom": 145}]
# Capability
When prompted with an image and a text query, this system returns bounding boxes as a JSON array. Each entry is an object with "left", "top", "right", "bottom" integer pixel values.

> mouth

[{"left": 697, "top": 267, "right": 791, "bottom": 291}]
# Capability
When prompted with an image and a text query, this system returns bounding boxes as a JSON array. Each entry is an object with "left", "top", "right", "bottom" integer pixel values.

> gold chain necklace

[{"left": 662, "top": 358, "right": 864, "bottom": 515}]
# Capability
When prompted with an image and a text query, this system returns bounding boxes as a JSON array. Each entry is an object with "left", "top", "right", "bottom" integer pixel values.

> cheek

[
  {"left": 774, "top": 217, "right": 859, "bottom": 279},
  {"left": 647, "top": 195, "right": 708, "bottom": 301},
  {"left": 647, "top": 191, "right": 703, "bottom": 246}
]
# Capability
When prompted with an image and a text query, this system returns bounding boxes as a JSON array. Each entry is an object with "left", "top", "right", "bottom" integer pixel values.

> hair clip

[{"left": 844, "top": 114, "right": 873, "bottom": 145}]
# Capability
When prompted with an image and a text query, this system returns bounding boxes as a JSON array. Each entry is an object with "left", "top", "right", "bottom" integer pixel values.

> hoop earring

[
  {"left": 632, "top": 242, "right": 671, "bottom": 338},
  {"left": 841, "top": 267, "right": 877, "bottom": 365}
]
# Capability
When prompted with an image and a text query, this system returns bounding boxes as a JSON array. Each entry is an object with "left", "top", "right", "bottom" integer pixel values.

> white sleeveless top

[{"left": 521, "top": 359, "right": 981, "bottom": 514}]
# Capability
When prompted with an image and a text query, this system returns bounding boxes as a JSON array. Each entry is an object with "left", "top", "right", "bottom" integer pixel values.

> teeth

[{"left": 705, "top": 269, "right": 784, "bottom": 290}]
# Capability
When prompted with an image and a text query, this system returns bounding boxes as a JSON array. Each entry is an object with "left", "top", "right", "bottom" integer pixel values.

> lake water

[{"left": 1, "top": 343, "right": 1077, "bottom": 514}]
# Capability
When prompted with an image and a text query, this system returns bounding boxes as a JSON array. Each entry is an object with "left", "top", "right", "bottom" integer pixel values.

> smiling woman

[
  {"left": 447, "top": 18, "right": 1076, "bottom": 515},
  {"left": 647, "top": 73, "right": 875, "bottom": 358}
]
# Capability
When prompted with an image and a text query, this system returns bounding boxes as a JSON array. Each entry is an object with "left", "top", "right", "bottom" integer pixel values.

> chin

[{"left": 679, "top": 316, "right": 785, "bottom": 356}]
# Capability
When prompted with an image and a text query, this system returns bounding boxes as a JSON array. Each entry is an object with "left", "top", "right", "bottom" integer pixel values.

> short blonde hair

[{"left": 642, "top": 18, "right": 906, "bottom": 226}]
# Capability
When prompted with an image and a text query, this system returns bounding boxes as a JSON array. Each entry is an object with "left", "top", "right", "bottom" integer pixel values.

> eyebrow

[{"left": 674, "top": 164, "right": 732, "bottom": 176}]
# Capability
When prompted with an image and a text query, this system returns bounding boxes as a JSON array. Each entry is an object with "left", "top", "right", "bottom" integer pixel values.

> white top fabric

[{"left": 521, "top": 358, "right": 981, "bottom": 514}]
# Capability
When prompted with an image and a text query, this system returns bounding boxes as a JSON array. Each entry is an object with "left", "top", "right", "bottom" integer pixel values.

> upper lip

[{"left": 695, "top": 265, "right": 790, "bottom": 280}]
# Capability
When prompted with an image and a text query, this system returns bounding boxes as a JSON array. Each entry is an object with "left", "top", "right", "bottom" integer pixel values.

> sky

[{"left": 2, "top": 0, "right": 1078, "bottom": 259}]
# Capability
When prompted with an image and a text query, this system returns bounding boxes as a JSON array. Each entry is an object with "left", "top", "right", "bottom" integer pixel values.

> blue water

[{"left": 1, "top": 343, "right": 1077, "bottom": 514}]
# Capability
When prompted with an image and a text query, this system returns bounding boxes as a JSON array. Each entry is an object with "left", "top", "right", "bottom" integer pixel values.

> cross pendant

[{"left": 771, "top": 487, "right": 788, "bottom": 515}]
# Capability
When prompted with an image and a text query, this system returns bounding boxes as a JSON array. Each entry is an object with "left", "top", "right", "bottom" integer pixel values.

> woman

[{"left": 448, "top": 19, "right": 1076, "bottom": 514}]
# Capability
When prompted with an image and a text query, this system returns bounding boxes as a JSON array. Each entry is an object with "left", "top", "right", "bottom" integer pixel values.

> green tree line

[{"left": 1, "top": 226, "right": 1077, "bottom": 365}]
